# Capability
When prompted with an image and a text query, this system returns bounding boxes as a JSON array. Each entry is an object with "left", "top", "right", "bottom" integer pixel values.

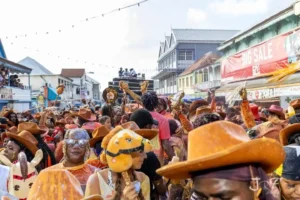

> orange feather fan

[{"left": 267, "top": 61, "right": 300, "bottom": 83}]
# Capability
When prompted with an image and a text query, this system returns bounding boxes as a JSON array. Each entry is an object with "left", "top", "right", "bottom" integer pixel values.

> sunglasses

[{"left": 65, "top": 139, "right": 89, "bottom": 148}]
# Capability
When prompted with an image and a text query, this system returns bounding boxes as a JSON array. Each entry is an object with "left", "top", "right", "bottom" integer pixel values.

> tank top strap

[{"left": 97, "top": 171, "right": 116, "bottom": 200}]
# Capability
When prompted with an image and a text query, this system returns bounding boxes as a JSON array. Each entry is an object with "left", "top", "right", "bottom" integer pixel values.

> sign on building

[{"left": 221, "top": 28, "right": 300, "bottom": 82}]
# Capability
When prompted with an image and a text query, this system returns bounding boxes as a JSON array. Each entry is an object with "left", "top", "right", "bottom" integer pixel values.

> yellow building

[{"left": 178, "top": 52, "right": 220, "bottom": 98}]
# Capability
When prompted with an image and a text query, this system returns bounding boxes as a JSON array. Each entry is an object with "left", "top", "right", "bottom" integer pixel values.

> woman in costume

[
  {"left": 85, "top": 126, "right": 151, "bottom": 200},
  {"left": 157, "top": 121, "right": 284, "bottom": 200},
  {"left": 47, "top": 128, "right": 96, "bottom": 190},
  {"left": 2, "top": 130, "right": 38, "bottom": 165}
]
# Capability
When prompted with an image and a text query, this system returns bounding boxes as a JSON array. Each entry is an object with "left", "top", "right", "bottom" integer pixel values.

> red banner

[{"left": 221, "top": 28, "right": 300, "bottom": 82}]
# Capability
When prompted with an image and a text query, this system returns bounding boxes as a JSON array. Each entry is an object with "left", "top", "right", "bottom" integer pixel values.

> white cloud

[
  {"left": 209, "top": 0, "right": 270, "bottom": 15},
  {"left": 187, "top": 8, "right": 207, "bottom": 24}
]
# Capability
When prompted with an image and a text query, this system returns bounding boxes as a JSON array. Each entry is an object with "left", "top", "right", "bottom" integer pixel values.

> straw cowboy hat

[
  {"left": 280, "top": 123, "right": 300, "bottom": 146},
  {"left": 290, "top": 99, "right": 300, "bottom": 109},
  {"left": 82, "top": 122, "right": 102, "bottom": 131},
  {"left": 6, "top": 130, "right": 38, "bottom": 155},
  {"left": 156, "top": 121, "right": 285, "bottom": 180},
  {"left": 268, "top": 104, "right": 285, "bottom": 120},
  {"left": 89, "top": 126, "right": 110, "bottom": 147},
  {"left": 27, "top": 169, "right": 84, "bottom": 200},
  {"left": 17, "top": 122, "right": 47, "bottom": 135},
  {"left": 71, "top": 108, "right": 96, "bottom": 122},
  {"left": 121, "top": 121, "right": 158, "bottom": 140}
]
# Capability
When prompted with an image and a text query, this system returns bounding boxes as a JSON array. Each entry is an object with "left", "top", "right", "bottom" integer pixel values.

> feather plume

[{"left": 267, "top": 62, "right": 300, "bottom": 83}]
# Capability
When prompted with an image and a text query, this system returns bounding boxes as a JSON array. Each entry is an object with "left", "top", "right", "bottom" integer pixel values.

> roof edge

[{"left": 219, "top": 5, "right": 294, "bottom": 50}]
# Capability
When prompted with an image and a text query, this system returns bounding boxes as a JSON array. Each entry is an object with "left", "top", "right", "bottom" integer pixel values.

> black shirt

[{"left": 138, "top": 152, "right": 162, "bottom": 200}]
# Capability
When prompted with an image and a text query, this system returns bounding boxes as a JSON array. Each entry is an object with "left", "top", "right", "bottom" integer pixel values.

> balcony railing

[{"left": 193, "top": 80, "right": 221, "bottom": 91}]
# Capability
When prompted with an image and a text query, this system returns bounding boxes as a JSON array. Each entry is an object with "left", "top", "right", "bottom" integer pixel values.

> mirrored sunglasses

[{"left": 65, "top": 139, "right": 89, "bottom": 148}]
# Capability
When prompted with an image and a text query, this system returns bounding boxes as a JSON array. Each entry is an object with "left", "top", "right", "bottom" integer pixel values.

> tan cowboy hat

[
  {"left": 17, "top": 122, "right": 47, "bottom": 134},
  {"left": 71, "top": 108, "right": 96, "bottom": 122},
  {"left": 33, "top": 113, "right": 41, "bottom": 120},
  {"left": 189, "top": 100, "right": 209, "bottom": 113},
  {"left": 290, "top": 99, "right": 300, "bottom": 109},
  {"left": 89, "top": 126, "right": 110, "bottom": 147},
  {"left": 121, "top": 121, "right": 158, "bottom": 140},
  {"left": 8, "top": 126, "right": 17, "bottom": 133},
  {"left": 189, "top": 106, "right": 212, "bottom": 122},
  {"left": 2, "top": 109, "right": 14, "bottom": 118},
  {"left": 55, "top": 119, "right": 67, "bottom": 126},
  {"left": 27, "top": 169, "right": 84, "bottom": 200},
  {"left": 6, "top": 130, "right": 39, "bottom": 155},
  {"left": 156, "top": 121, "right": 285, "bottom": 180},
  {"left": 280, "top": 123, "right": 300, "bottom": 146}
]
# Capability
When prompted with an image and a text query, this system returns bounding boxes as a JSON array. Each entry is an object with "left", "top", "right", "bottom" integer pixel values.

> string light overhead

[
  {"left": 8, "top": 44, "right": 158, "bottom": 73},
  {"left": 3, "top": 0, "right": 150, "bottom": 40}
]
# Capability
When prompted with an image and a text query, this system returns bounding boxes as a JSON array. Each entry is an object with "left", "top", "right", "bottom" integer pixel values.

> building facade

[
  {"left": 18, "top": 57, "right": 73, "bottom": 101},
  {"left": 0, "top": 41, "right": 32, "bottom": 112},
  {"left": 153, "top": 29, "right": 239, "bottom": 95},
  {"left": 178, "top": 52, "right": 221, "bottom": 98},
  {"left": 61, "top": 69, "right": 100, "bottom": 100},
  {"left": 216, "top": 4, "right": 300, "bottom": 107}
]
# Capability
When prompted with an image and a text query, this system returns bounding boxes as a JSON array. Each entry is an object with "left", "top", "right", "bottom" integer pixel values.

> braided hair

[
  {"left": 142, "top": 91, "right": 158, "bottom": 112},
  {"left": 33, "top": 134, "right": 56, "bottom": 169}
]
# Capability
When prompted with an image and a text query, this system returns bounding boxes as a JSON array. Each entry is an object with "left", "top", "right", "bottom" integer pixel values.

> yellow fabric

[{"left": 275, "top": 164, "right": 283, "bottom": 176}]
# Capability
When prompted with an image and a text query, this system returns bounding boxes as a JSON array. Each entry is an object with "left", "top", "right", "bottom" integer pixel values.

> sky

[{"left": 0, "top": 0, "right": 295, "bottom": 90}]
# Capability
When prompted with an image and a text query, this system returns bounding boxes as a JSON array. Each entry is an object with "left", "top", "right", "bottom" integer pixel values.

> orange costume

[{"left": 46, "top": 163, "right": 96, "bottom": 185}]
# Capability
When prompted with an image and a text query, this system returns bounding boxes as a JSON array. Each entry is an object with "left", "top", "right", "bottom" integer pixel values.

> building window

[
  {"left": 186, "top": 77, "right": 189, "bottom": 87},
  {"left": 179, "top": 51, "right": 185, "bottom": 60},
  {"left": 178, "top": 50, "right": 194, "bottom": 60},
  {"left": 186, "top": 51, "right": 193, "bottom": 60},
  {"left": 204, "top": 71, "right": 209, "bottom": 82}
]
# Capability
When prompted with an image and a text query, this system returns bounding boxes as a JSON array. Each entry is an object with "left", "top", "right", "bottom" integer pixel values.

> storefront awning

[
  {"left": 216, "top": 72, "right": 300, "bottom": 94},
  {"left": 0, "top": 57, "right": 32, "bottom": 74},
  {"left": 152, "top": 69, "right": 181, "bottom": 80}
]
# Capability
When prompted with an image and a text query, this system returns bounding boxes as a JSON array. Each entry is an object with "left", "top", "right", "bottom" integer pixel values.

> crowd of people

[
  {"left": 118, "top": 67, "right": 137, "bottom": 78},
  {"left": 0, "top": 86, "right": 299, "bottom": 200}
]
